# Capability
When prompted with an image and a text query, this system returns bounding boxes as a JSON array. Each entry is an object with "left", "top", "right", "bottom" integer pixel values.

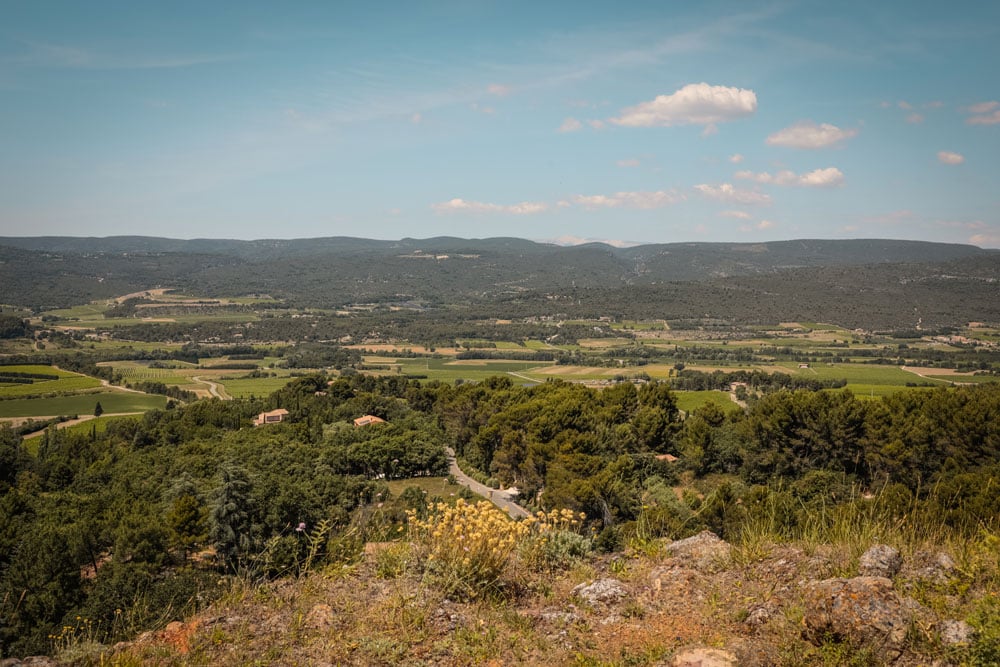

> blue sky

[{"left": 1, "top": 1, "right": 999, "bottom": 247}]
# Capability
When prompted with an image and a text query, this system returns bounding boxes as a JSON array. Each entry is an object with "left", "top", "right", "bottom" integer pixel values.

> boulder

[
  {"left": 665, "top": 531, "right": 732, "bottom": 571},
  {"left": 802, "top": 576, "right": 911, "bottom": 656},
  {"left": 858, "top": 544, "right": 903, "bottom": 578}
]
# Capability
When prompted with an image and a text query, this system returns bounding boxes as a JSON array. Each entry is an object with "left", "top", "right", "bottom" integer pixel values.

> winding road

[{"left": 445, "top": 447, "right": 531, "bottom": 519}]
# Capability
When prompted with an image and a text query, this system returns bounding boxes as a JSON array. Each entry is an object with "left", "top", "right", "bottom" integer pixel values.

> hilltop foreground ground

[{"left": 40, "top": 524, "right": 998, "bottom": 667}]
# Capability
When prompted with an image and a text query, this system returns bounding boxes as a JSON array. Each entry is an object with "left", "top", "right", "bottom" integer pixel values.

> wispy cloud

[
  {"left": 965, "top": 101, "right": 1000, "bottom": 125},
  {"left": 542, "top": 235, "right": 640, "bottom": 248},
  {"left": 558, "top": 117, "right": 583, "bottom": 133},
  {"left": 432, "top": 198, "right": 548, "bottom": 215},
  {"left": 719, "top": 209, "right": 751, "bottom": 219},
  {"left": 6, "top": 41, "right": 239, "bottom": 70},
  {"left": 573, "top": 190, "right": 685, "bottom": 210},
  {"left": 694, "top": 183, "right": 771, "bottom": 205},
  {"left": 616, "top": 158, "right": 640, "bottom": 168},
  {"left": 735, "top": 167, "right": 845, "bottom": 187},
  {"left": 766, "top": 121, "right": 858, "bottom": 149}
]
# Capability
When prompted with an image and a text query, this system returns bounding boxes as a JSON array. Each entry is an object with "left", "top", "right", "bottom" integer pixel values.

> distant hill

[{"left": 1, "top": 236, "right": 997, "bottom": 327}]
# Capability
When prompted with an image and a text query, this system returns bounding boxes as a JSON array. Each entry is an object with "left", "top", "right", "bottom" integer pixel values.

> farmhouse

[
  {"left": 253, "top": 408, "right": 289, "bottom": 426},
  {"left": 353, "top": 414, "right": 386, "bottom": 427}
]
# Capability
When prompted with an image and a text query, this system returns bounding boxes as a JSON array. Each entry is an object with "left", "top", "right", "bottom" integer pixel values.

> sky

[{"left": 1, "top": 1, "right": 999, "bottom": 247}]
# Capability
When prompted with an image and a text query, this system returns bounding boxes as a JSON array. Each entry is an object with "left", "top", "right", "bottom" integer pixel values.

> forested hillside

[{"left": 2, "top": 237, "right": 997, "bottom": 329}]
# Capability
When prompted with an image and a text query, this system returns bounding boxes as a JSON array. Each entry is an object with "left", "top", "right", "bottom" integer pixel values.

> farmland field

[
  {"left": 673, "top": 390, "right": 738, "bottom": 414},
  {"left": 218, "top": 376, "right": 297, "bottom": 398},
  {"left": 0, "top": 392, "right": 167, "bottom": 418},
  {"left": 0, "top": 365, "right": 102, "bottom": 398},
  {"left": 370, "top": 357, "right": 553, "bottom": 383}
]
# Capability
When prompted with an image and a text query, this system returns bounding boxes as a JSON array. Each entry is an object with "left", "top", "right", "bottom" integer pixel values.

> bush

[
  {"left": 519, "top": 508, "right": 591, "bottom": 571},
  {"left": 407, "top": 499, "right": 528, "bottom": 599}
]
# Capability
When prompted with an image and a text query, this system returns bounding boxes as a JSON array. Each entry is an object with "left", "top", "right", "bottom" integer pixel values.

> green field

[
  {"left": 219, "top": 376, "right": 297, "bottom": 398},
  {"left": 385, "top": 476, "right": 486, "bottom": 504},
  {"left": 673, "top": 390, "right": 738, "bottom": 414},
  {"left": 361, "top": 357, "right": 552, "bottom": 383},
  {"left": 0, "top": 365, "right": 102, "bottom": 398},
  {"left": 0, "top": 392, "right": 167, "bottom": 418}
]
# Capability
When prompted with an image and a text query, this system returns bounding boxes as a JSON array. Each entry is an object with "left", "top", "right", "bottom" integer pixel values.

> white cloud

[
  {"left": 558, "top": 117, "right": 583, "bottom": 133},
  {"left": 735, "top": 167, "right": 844, "bottom": 187},
  {"left": 719, "top": 209, "right": 751, "bottom": 219},
  {"left": 587, "top": 119, "right": 606, "bottom": 130},
  {"left": 966, "top": 101, "right": 1000, "bottom": 125},
  {"left": 898, "top": 101, "right": 913, "bottom": 110},
  {"left": 757, "top": 220, "right": 775, "bottom": 229},
  {"left": 616, "top": 158, "right": 640, "bottom": 168},
  {"left": 728, "top": 153, "right": 744, "bottom": 164},
  {"left": 610, "top": 82, "right": 757, "bottom": 128},
  {"left": 573, "top": 190, "right": 685, "bottom": 210},
  {"left": 432, "top": 198, "right": 548, "bottom": 215},
  {"left": 905, "top": 112, "right": 924, "bottom": 124},
  {"left": 544, "top": 235, "right": 639, "bottom": 248},
  {"left": 937, "top": 151, "right": 965, "bottom": 165},
  {"left": 694, "top": 183, "right": 771, "bottom": 205},
  {"left": 487, "top": 83, "right": 511, "bottom": 97},
  {"left": 766, "top": 121, "right": 858, "bottom": 149}
]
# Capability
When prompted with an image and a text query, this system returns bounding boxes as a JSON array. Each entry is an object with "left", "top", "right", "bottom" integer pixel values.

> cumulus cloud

[
  {"left": 432, "top": 198, "right": 548, "bottom": 215},
  {"left": 694, "top": 183, "right": 771, "bottom": 205},
  {"left": 937, "top": 151, "right": 965, "bottom": 165},
  {"left": 766, "top": 121, "right": 858, "bottom": 149},
  {"left": 905, "top": 113, "right": 924, "bottom": 124},
  {"left": 735, "top": 167, "right": 844, "bottom": 187},
  {"left": 558, "top": 117, "right": 583, "bottom": 133},
  {"left": 610, "top": 82, "right": 757, "bottom": 128},
  {"left": 966, "top": 101, "right": 1000, "bottom": 125},
  {"left": 573, "top": 190, "right": 685, "bottom": 210},
  {"left": 729, "top": 153, "right": 744, "bottom": 164}
]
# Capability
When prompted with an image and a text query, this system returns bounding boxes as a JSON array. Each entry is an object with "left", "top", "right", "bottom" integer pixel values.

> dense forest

[{"left": 2, "top": 374, "right": 998, "bottom": 657}]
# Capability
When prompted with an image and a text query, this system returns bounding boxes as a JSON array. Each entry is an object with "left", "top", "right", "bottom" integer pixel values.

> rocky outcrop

[{"left": 802, "top": 576, "right": 912, "bottom": 657}]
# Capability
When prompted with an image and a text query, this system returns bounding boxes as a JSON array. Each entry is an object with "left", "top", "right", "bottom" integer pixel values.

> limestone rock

[
  {"left": 802, "top": 576, "right": 911, "bottom": 656},
  {"left": 664, "top": 531, "right": 732, "bottom": 571},
  {"left": 858, "top": 544, "right": 903, "bottom": 578},
  {"left": 938, "top": 619, "right": 975, "bottom": 646},
  {"left": 571, "top": 578, "right": 627, "bottom": 605},
  {"left": 670, "top": 647, "right": 738, "bottom": 667},
  {"left": 910, "top": 550, "right": 957, "bottom": 582}
]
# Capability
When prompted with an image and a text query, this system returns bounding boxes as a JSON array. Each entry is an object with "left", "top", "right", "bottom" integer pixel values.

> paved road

[{"left": 445, "top": 448, "right": 531, "bottom": 519}]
